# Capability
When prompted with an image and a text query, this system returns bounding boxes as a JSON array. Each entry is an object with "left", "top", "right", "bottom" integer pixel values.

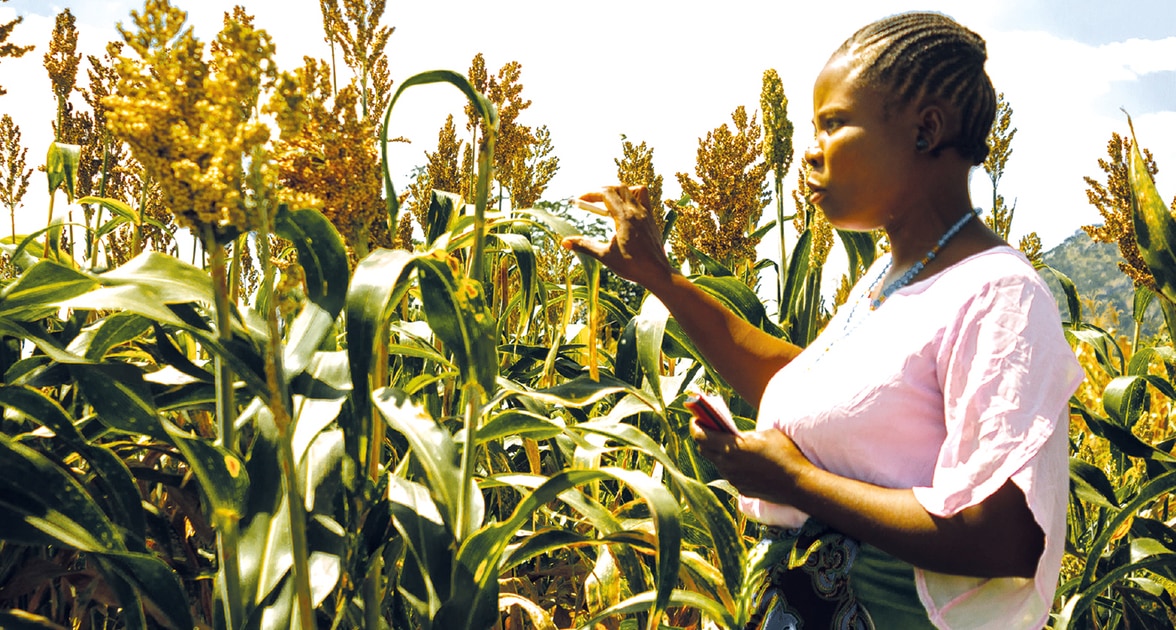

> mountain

[{"left": 1039, "top": 229, "right": 1164, "bottom": 337}]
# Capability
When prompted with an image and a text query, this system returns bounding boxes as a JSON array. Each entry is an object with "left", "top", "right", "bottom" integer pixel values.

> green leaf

[
  {"left": 275, "top": 206, "right": 349, "bottom": 379},
  {"left": 574, "top": 419, "right": 746, "bottom": 599},
  {"left": 0, "top": 385, "right": 147, "bottom": 540},
  {"left": 0, "top": 260, "right": 97, "bottom": 320},
  {"left": 1072, "top": 403, "right": 1176, "bottom": 463},
  {"left": 501, "top": 373, "right": 654, "bottom": 409},
  {"left": 1103, "top": 375, "right": 1149, "bottom": 427},
  {"left": 0, "top": 610, "right": 67, "bottom": 629},
  {"left": 275, "top": 205, "right": 348, "bottom": 318},
  {"left": 517, "top": 207, "right": 602, "bottom": 280},
  {"left": 780, "top": 229, "right": 812, "bottom": 326},
  {"left": 695, "top": 275, "right": 785, "bottom": 338},
  {"left": 635, "top": 295, "right": 669, "bottom": 407},
  {"left": 75, "top": 311, "right": 152, "bottom": 361},
  {"left": 488, "top": 231, "right": 537, "bottom": 328},
  {"left": 1069, "top": 457, "right": 1119, "bottom": 508},
  {"left": 837, "top": 229, "right": 878, "bottom": 284},
  {"left": 77, "top": 195, "right": 172, "bottom": 234},
  {"left": 687, "top": 245, "right": 734, "bottom": 277},
  {"left": 1078, "top": 468, "right": 1176, "bottom": 591},
  {"left": 46, "top": 142, "right": 81, "bottom": 202},
  {"left": 381, "top": 70, "right": 497, "bottom": 252},
  {"left": 426, "top": 189, "right": 462, "bottom": 247},
  {"left": 1126, "top": 115, "right": 1176, "bottom": 303},
  {"left": 575, "top": 588, "right": 735, "bottom": 630},
  {"left": 345, "top": 248, "right": 422, "bottom": 471},
  {"left": 416, "top": 254, "right": 498, "bottom": 393},
  {"left": 71, "top": 362, "right": 169, "bottom": 440},
  {"left": 0, "top": 433, "right": 123, "bottom": 552},
  {"left": 374, "top": 387, "right": 475, "bottom": 537},
  {"left": 476, "top": 409, "right": 564, "bottom": 444},
  {"left": 444, "top": 467, "right": 682, "bottom": 630},
  {"left": 1133, "top": 285, "right": 1157, "bottom": 325},
  {"left": 386, "top": 475, "right": 452, "bottom": 615},
  {"left": 71, "top": 362, "right": 248, "bottom": 517},
  {"left": 1038, "top": 264, "right": 1082, "bottom": 326}
]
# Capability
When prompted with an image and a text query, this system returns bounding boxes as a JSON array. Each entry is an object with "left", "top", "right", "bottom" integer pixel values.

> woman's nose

[{"left": 804, "top": 144, "right": 822, "bottom": 169}]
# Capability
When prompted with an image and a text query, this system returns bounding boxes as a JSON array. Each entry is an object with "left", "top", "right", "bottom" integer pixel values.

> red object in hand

[{"left": 685, "top": 392, "right": 739, "bottom": 434}]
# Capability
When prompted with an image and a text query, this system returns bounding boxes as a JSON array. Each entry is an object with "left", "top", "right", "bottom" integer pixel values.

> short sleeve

[
  {"left": 911, "top": 272, "right": 1083, "bottom": 630},
  {"left": 912, "top": 275, "right": 1082, "bottom": 517}
]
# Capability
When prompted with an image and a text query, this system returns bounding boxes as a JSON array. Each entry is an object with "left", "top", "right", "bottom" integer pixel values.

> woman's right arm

[{"left": 561, "top": 185, "right": 800, "bottom": 406}]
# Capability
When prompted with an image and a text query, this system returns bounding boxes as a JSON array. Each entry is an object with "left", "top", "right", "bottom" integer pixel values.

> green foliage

[
  {"left": 1052, "top": 119, "right": 1176, "bottom": 629},
  {"left": 3, "top": 5, "right": 1175, "bottom": 628}
]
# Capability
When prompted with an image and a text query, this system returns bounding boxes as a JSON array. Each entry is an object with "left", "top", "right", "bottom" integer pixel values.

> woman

[{"left": 562, "top": 11, "right": 1083, "bottom": 630}]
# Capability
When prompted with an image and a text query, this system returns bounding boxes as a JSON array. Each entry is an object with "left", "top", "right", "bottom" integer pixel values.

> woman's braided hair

[{"left": 835, "top": 11, "right": 996, "bottom": 165}]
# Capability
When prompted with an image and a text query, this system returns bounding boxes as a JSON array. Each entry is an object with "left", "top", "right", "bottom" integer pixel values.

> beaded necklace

[
  {"left": 806, "top": 208, "right": 978, "bottom": 367},
  {"left": 869, "top": 208, "right": 979, "bottom": 310}
]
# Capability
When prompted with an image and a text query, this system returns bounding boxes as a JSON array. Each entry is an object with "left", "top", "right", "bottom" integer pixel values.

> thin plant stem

[
  {"left": 775, "top": 175, "right": 786, "bottom": 322},
  {"left": 93, "top": 137, "right": 110, "bottom": 265},
  {"left": 252, "top": 155, "right": 314, "bottom": 628},
  {"left": 368, "top": 337, "right": 388, "bottom": 480},
  {"left": 278, "top": 438, "right": 315, "bottom": 629},
  {"left": 457, "top": 385, "right": 482, "bottom": 541},
  {"left": 363, "top": 550, "right": 385, "bottom": 629},
  {"left": 228, "top": 236, "right": 242, "bottom": 305},
  {"left": 134, "top": 172, "right": 149, "bottom": 258},
  {"left": 204, "top": 223, "right": 243, "bottom": 630},
  {"left": 46, "top": 191, "right": 57, "bottom": 262}
]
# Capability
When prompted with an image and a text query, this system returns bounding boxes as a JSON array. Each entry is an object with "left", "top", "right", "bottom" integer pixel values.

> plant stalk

[
  {"left": 251, "top": 150, "right": 315, "bottom": 628},
  {"left": 204, "top": 224, "right": 244, "bottom": 630},
  {"left": 134, "top": 172, "right": 148, "bottom": 258},
  {"left": 775, "top": 175, "right": 786, "bottom": 322},
  {"left": 457, "top": 386, "right": 482, "bottom": 541},
  {"left": 46, "top": 191, "right": 56, "bottom": 262},
  {"left": 278, "top": 438, "right": 315, "bottom": 629}
]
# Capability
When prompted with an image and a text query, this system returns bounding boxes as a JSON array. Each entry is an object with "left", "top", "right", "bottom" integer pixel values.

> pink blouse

[{"left": 740, "top": 246, "right": 1083, "bottom": 629}]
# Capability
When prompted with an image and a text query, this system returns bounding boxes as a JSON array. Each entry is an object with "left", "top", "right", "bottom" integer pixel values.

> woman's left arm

[{"left": 694, "top": 424, "right": 1043, "bottom": 578}]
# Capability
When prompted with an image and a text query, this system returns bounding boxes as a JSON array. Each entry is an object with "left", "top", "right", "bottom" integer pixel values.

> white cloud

[{"left": 1102, "top": 37, "right": 1176, "bottom": 75}]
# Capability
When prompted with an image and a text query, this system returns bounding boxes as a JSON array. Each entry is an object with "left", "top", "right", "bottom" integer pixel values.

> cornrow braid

[{"left": 835, "top": 12, "right": 996, "bottom": 165}]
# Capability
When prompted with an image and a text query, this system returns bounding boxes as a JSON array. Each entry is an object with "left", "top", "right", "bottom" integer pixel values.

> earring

[{"left": 915, "top": 137, "right": 930, "bottom": 151}]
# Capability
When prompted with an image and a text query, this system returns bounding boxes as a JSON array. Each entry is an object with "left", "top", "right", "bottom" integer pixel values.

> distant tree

[{"left": 0, "top": 0, "right": 34, "bottom": 97}]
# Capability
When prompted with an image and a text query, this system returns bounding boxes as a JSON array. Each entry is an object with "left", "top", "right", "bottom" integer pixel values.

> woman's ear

[{"left": 915, "top": 104, "right": 948, "bottom": 154}]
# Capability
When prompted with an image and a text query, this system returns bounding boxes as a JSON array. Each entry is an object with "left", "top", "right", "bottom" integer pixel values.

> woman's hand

[
  {"left": 690, "top": 420, "right": 814, "bottom": 503},
  {"left": 694, "top": 418, "right": 1045, "bottom": 578},
  {"left": 561, "top": 185, "right": 676, "bottom": 293}
]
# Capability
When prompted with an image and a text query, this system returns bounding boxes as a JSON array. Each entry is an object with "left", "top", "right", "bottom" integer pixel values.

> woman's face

[{"left": 804, "top": 55, "right": 921, "bottom": 231}]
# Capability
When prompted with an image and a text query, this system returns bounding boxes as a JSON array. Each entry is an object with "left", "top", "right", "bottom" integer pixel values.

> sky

[{"left": 0, "top": 0, "right": 1174, "bottom": 258}]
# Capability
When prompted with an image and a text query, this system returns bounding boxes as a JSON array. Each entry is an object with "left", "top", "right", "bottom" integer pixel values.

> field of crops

[{"left": 0, "top": 2, "right": 1174, "bottom": 629}]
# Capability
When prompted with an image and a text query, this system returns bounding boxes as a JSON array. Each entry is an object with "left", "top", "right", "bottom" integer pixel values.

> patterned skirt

[{"left": 743, "top": 520, "right": 933, "bottom": 630}]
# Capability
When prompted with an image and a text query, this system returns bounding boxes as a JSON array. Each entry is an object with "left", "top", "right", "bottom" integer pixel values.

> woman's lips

[{"left": 805, "top": 181, "right": 825, "bottom": 204}]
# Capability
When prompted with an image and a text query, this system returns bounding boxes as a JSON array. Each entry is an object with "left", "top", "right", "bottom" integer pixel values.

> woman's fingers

[
  {"left": 561, "top": 234, "right": 609, "bottom": 260},
  {"left": 570, "top": 198, "right": 609, "bottom": 217}
]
